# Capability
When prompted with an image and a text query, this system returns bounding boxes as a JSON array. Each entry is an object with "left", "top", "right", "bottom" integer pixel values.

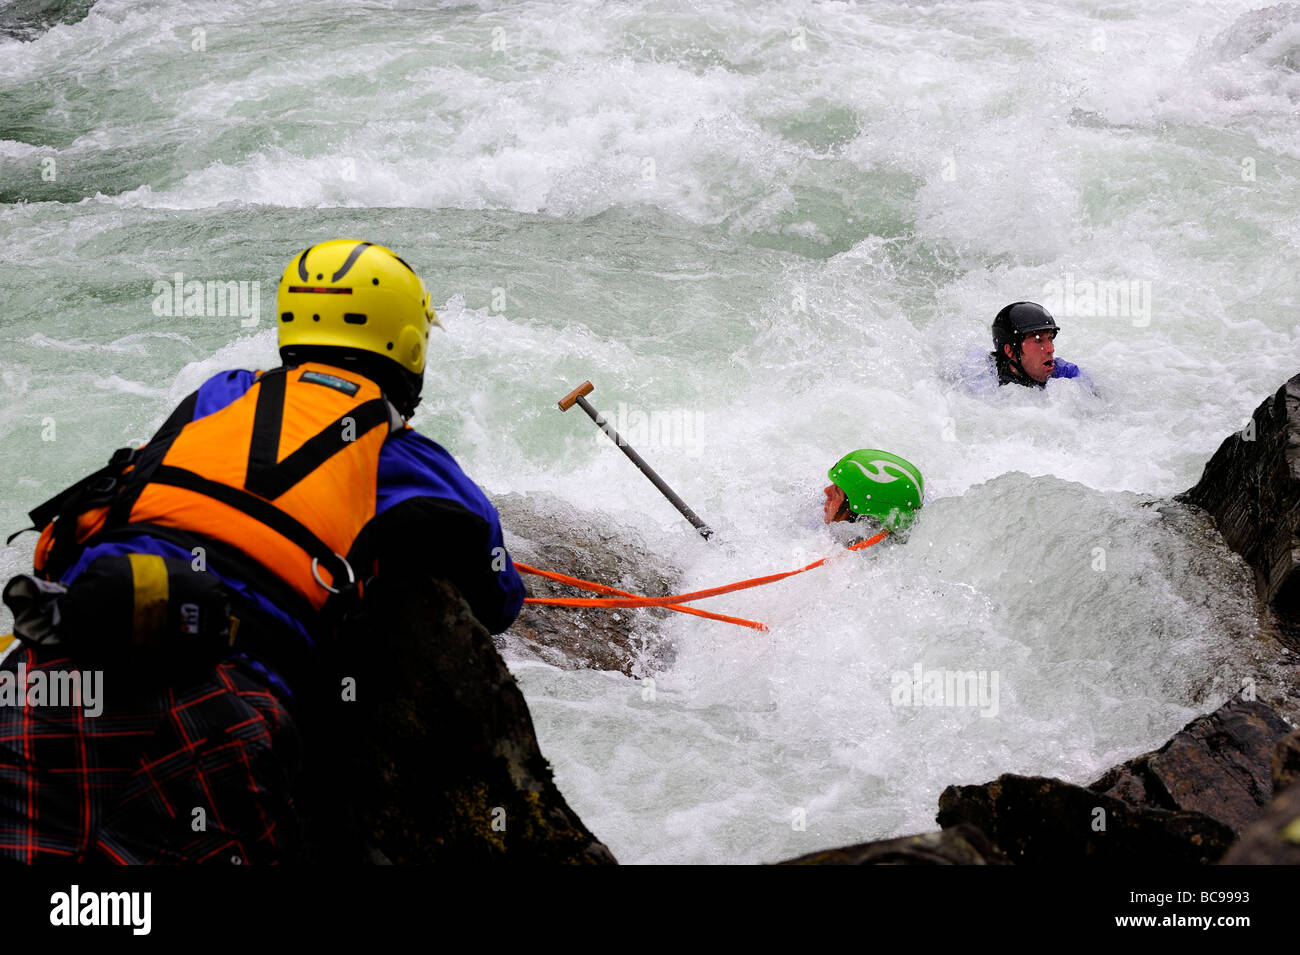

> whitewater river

[{"left": 2, "top": 0, "right": 1298, "bottom": 863}]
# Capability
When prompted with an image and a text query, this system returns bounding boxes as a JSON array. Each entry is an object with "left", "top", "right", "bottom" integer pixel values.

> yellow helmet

[
  {"left": 277, "top": 239, "right": 440, "bottom": 374},
  {"left": 277, "top": 240, "right": 440, "bottom": 414}
]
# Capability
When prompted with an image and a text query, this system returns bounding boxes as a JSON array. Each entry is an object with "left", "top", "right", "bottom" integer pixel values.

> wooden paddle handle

[{"left": 557, "top": 380, "right": 595, "bottom": 411}]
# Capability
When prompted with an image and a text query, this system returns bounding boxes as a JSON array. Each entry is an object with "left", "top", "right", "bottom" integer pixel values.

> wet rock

[
  {"left": 1218, "top": 785, "right": 1300, "bottom": 865},
  {"left": 1222, "top": 728, "right": 1300, "bottom": 863},
  {"left": 1087, "top": 697, "right": 1292, "bottom": 834},
  {"left": 494, "top": 491, "right": 680, "bottom": 676},
  {"left": 1274, "top": 728, "right": 1300, "bottom": 793},
  {"left": 303, "top": 575, "right": 616, "bottom": 864},
  {"left": 0, "top": 0, "right": 95, "bottom": 43},
  {"left": 796, "top": 700, "right": 1292, "bottom": 867},
  {"left": 777, "top": 824, "right": 1009, "bottom": 865},
  {"left": 936, "top": 774, "right": 1235, "bottom": 864},
  {"left": 1179, "top": 372, "right": 1300, "bottom": 651}
]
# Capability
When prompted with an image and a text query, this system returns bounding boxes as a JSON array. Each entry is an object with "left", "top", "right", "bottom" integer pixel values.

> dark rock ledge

[
  {"left": 303, "top": 577, "right": 616, "bottom": 864},
  {"left": 1180, "top": 372, "right": 1300, "bottom": 654},
  {"left": 775, "top": 697, "right": 1296, "bottom": 866}
]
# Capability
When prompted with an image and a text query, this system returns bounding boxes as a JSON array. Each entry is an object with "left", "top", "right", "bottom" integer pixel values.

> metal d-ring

[{"left": 311, "top": 553, "right": 355, "bottom": 594}]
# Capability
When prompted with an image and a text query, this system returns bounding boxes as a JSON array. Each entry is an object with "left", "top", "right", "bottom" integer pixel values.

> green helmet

[{"left": 827, "top": 449, "right": 924, "bottom": 531}]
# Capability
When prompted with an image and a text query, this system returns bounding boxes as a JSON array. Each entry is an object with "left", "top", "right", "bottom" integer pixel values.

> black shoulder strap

[
  {"left": 243, "top": 369, "right": 392, "bottom": 500},
  {"left": 106, "top": 389, "right": 201, "bottom": 527},
  {"left": 20, "top": 444, "right": 138, "bottom": 535}
]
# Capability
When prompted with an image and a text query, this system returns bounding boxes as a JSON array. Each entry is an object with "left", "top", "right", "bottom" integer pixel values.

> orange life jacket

[{"left": 32, "top": 362, "right": 403, "bottom": 615}]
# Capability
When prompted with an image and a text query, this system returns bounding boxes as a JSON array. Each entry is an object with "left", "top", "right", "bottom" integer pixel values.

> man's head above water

[{"left": 991, "top": 301, "right": 1060, "bottom": 386}]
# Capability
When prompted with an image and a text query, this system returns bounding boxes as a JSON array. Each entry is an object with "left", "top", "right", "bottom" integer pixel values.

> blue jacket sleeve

[
  {"left": 1050, "top": 358, "right": 1098, "bottom": 393},
  {"left": 193, "top": 369, "right": 259, "bottom": 418},
  {"left": 374, "top": 429, "right": 525, "bottom": 633}
]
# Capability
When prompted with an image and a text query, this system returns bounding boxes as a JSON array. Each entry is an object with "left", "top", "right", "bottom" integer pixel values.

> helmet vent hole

[
  {"left": 281, "top": 312, "right": 294, "bottom": 322},
  {"left": 316, "top": 273, "right": 324, "bottom": 280},
  {"left": 372, "top": 278, "right": 379, "bottom": 285},
  {"left": 312, "top": 314, "right": 320, "bottom": 321},
  {"left": 386, "top": 342, "right": 394, "bottom": 351},
  {"left": 343, "top": 313, "right": 368, "bottom": 325}
]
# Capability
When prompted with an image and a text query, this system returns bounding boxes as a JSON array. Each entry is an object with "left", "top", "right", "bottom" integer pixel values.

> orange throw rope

[
  {"left": 516, "top": 563, "right": 770, "bottom": 631},
  {"left": 516, "top": 529, "right": 887, "bottom": 630}
]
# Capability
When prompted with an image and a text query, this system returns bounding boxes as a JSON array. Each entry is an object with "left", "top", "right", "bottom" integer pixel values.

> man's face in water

[
  {"left": 823, "top": 484, "right": 851, "bottom": 523},
  {"left": 1004, "top": 329, "right": 1056, "bottom": 383}
]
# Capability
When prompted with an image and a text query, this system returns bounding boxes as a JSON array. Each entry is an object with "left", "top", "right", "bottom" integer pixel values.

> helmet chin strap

[{"left": 1004, "top": 344, "right": 1030, "bottom": 380}]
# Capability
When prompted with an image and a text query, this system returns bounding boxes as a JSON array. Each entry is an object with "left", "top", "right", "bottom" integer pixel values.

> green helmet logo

[{"left": 828, "top": 449, "right": 924, "bottom": 531}]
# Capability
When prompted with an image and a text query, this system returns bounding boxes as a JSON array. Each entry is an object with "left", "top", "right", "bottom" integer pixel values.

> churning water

[{"left": 2, "top": 0, "right": 1298, "bottom": 862}]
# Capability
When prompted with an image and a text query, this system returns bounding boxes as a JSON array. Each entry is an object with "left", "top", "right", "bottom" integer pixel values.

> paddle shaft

[{"left": 573, "top": 393, "right": 713, "bottom": 540}]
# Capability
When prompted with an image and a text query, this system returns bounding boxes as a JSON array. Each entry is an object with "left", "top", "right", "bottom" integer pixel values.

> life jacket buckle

[
  {"left": 87, "top": 475, "right": 118, "bottom": 495},
  {"left": 108, "top": 446, "right": 139, "bottom": 469},
  {"left": 311, "top": 553, "right": 355, "bottom": 595},
  {"left": 86, "top": 447, "right": 139, "bottom": 495}
]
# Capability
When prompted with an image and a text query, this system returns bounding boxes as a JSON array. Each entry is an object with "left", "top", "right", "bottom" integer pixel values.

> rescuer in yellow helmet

[
  {"left": 2, "top": 240, "right": 524, "bottom": 863},
  {"left": 277, "top": 239, "right": 441, "bottom": 417}
]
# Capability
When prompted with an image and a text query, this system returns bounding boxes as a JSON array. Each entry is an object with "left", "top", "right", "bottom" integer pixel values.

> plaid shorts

[{"left": 0, "top": 642, "right": 301, "bottom": 864}]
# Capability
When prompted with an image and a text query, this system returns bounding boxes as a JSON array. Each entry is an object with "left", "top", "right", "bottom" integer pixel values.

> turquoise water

[{"left": 2, "top": 0, "right": 1298, "bottom": 863}]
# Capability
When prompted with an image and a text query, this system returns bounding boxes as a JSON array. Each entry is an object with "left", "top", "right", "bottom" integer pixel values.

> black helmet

[{"left": 992, "top": 302, "right": 1059, "bottom": 352}]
